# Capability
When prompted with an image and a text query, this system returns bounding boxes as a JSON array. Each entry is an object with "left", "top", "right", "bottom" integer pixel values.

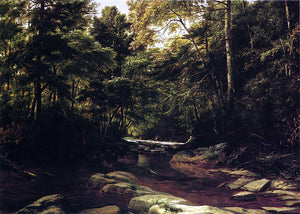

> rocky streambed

[{"left": 2, "top": 141, "right": 300, "bottom": 213}]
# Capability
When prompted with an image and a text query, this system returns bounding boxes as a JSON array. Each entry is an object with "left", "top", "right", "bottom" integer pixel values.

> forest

[{"left": 0, "top": 0, "right": 300, "bottom": 213}]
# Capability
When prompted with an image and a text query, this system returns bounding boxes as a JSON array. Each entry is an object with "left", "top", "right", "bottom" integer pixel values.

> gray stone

[
  {"left": 101, "top": 182, "right": 157, "bottom": 197},
  {"left": 231, "top": 191, "right": 256, "bottom": 201},
  {"left": 227, "top": 177, "right": 255, "bottom": 190},
  {"left": 242, "top": 179, "right": 270, "bottom": 192},
  {"left": 16, "top": 194, "right": 69, "bottom": 214},
  {"left": 106, "top": 171, "right": 138, "bottom": 184},
  {"left": 79, "top": 205, "right": 121, "bottom": 214},
  {"left": 261, "top": 206, "right": 300, "bottom": 213},
  {"left": 208, "top": 143, "right": 227, "bottom": 154},
  {"left": 128, "top": 194, "right": 191, "bottom": 214},
  {"left": 87, "top": 173, "right": 117, "bottom": 189},
  {"left": 149, "top": 204, "right": 235, "bottom": 214}
]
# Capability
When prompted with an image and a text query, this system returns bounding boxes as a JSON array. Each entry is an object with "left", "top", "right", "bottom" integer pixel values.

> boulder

[
  {"left": 16, "top": 194, "right": 69, "bottom": 214},
  {"left": 231, "top": 191, "right": 256, "bottom": 201},
  {"left": 87, "top": 173, "right": 117, "bottom": 189},
  {"left": 149, "top": 204, "right": 235, "bottom": 214},
  {"left": 101, "top": 182, "right": 157, "bottom": 197},
  {"left": 194, "top": 142, "right": 227, "bottom": 161},
  {"left": 242, "top": 178, "right": 270, "bottom": 192},
  {"left": 208, "top": 143, "right": 227, "bottom": 155},
  {"left": 79, "top": 205, "right": 121, "bottom": 214},
  {"left": 128, "top": 194, "right": 191, "bottom": 214},
  {"left": 106, "top": 171, "right": 138, "bottom": 184},
  {"left": 227, "top": 177, "right": 255, "bottom": 190},
  {"left": 87, "top": 171, "right": 138, "bottom": 189}
]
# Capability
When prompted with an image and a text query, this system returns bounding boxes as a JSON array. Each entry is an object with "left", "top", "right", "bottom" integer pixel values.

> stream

[{"left": 0, "top": 139, "right": 288, "bottom": 213}]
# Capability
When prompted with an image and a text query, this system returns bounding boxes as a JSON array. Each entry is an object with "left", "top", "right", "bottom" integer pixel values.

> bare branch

[
  {"left": 214, "top": 0, "right": 228, "bottom": 6},
  {"left": 155, "top": 19, "right": 181, "bottom": 33}
]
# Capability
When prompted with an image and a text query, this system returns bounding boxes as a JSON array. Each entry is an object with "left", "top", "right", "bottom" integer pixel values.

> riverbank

[{"left": 1, "top": 140, "right": 300, "bottom": 213}]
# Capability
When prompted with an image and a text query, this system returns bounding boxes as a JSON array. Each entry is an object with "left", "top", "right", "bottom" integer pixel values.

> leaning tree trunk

[
  {"left": 225, "top": 0, "right": 234, "bottom": 108},
  {"left": 0, "top": 155, "right": 38, "bottom": 179}
]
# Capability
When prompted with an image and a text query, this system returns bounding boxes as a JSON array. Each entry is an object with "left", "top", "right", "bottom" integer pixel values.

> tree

[
  {"left": 19, "top": 0, "right": 95, "bottom": 120},
  {"left": 0, "top": 0, "right": 28, "bottom": 124},
  {"left": 224, "top": 0, "right": 234, "bottom": 106},
  {"left": 91, "top": 6, "right": 132, "bottom": 77}
]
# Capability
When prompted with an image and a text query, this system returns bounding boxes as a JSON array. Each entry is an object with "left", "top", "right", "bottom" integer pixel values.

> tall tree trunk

[
  {"left": 284, "top": 0, "right": 291, "bottom": 76},
  {"left": 242, "top": 0, "right": 254, "bottom": 50},
  {"left": 285, "top": 0, "right": 291, "bottom": 32},
  {"left": 35, "top": 0, "right": 45, "bottom": 120},
  {"left": 205, "top": 31, "right": 209, "bottom": 54},
  {"left": 71, "top": 78, "right": 75, "bottom": 111},
  {"left": 30, "top": 96, "right": 36, "bottom": 120},
  {"left": 193, "top": 103, "right": 200, "bottom": 123},
  {"left": 35, "top": 74, "right": 42, "bottom": 120},
  {"left": 225, "top": 0, "right": 234, "bottom": 107},
  {"left": 48, "top": 89, "right": 53, "bottom": 106},
  {"left": 53, "top": 90, "right": 57, "bottom": 104},
  {"left": 7, "top": 78, "right": 9, "bottom": 91}
]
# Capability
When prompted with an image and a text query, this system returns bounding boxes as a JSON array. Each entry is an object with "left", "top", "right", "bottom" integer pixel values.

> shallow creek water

[{"left": 0, "top": 141, "right": 286, "bottom": 213}]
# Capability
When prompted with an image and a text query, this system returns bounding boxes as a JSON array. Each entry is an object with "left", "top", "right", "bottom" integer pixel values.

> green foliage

[
  {"left": 91, "top": 6, "right": 132, "bottom": 76},
  {"left": 126, "top": 0, "right": 299, "bottom": 149}
]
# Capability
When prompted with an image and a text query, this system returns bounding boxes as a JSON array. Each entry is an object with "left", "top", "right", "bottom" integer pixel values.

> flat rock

[
  {"left": 87, "top": 173, "right": 117, "bottom": 189},
  {"left": 79, "top": 205, "right": 121, "bottom": 214},
  {"left": 227, "top": 177, "right": 255, "bottom": 190},
  {"left": 128, "top": 194, "right": 191, "bottom": 214},
  {"left": 264, "top": 190, "right": 298, "bottom": 196},
  {"left": 223, "top": 207, "right": 267, "bottom": 214},
  {"left": 261, "top": 206, "right": 300, "bottom": 213},
  {"left": 16, "top": 194, "right": 69, "bottom": 214},
  {"left": 278, "top": 196, "right": 298, "bottom": 201},
  {"left": 271, "top": 179, "right": 298, "bottom": 191},
  {"left": 231, "top": 191, "right": 256, "bottom": 201},
  {"left": 149, "top": 204, "right": 235, "bottom": 214},
  {"left": 101, "top": 182, "right": 157, "bottom": 197},
  {"left": 106, "top": 171, "right": 138, "bottom": 184},
  {"left": 242, "top": 178, "right": 270, "bottom": 192},
  {"left": 285, "top": 200, "right": 300, "bottom": 207},
  {"left": 215, "top": 169, "right": 260, "bottom": 178},
  {"left": 40, "top": 206, "right": 66, "bottom": 214}
]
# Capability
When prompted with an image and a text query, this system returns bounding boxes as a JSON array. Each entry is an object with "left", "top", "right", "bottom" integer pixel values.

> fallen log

[{"left": 0, "top": 155, "right": 38, "bottom": 179}]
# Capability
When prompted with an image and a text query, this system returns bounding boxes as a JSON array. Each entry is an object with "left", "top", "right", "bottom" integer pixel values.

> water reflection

[{"left": 137, "top": 154, "right": 150, "bottom": 167}]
